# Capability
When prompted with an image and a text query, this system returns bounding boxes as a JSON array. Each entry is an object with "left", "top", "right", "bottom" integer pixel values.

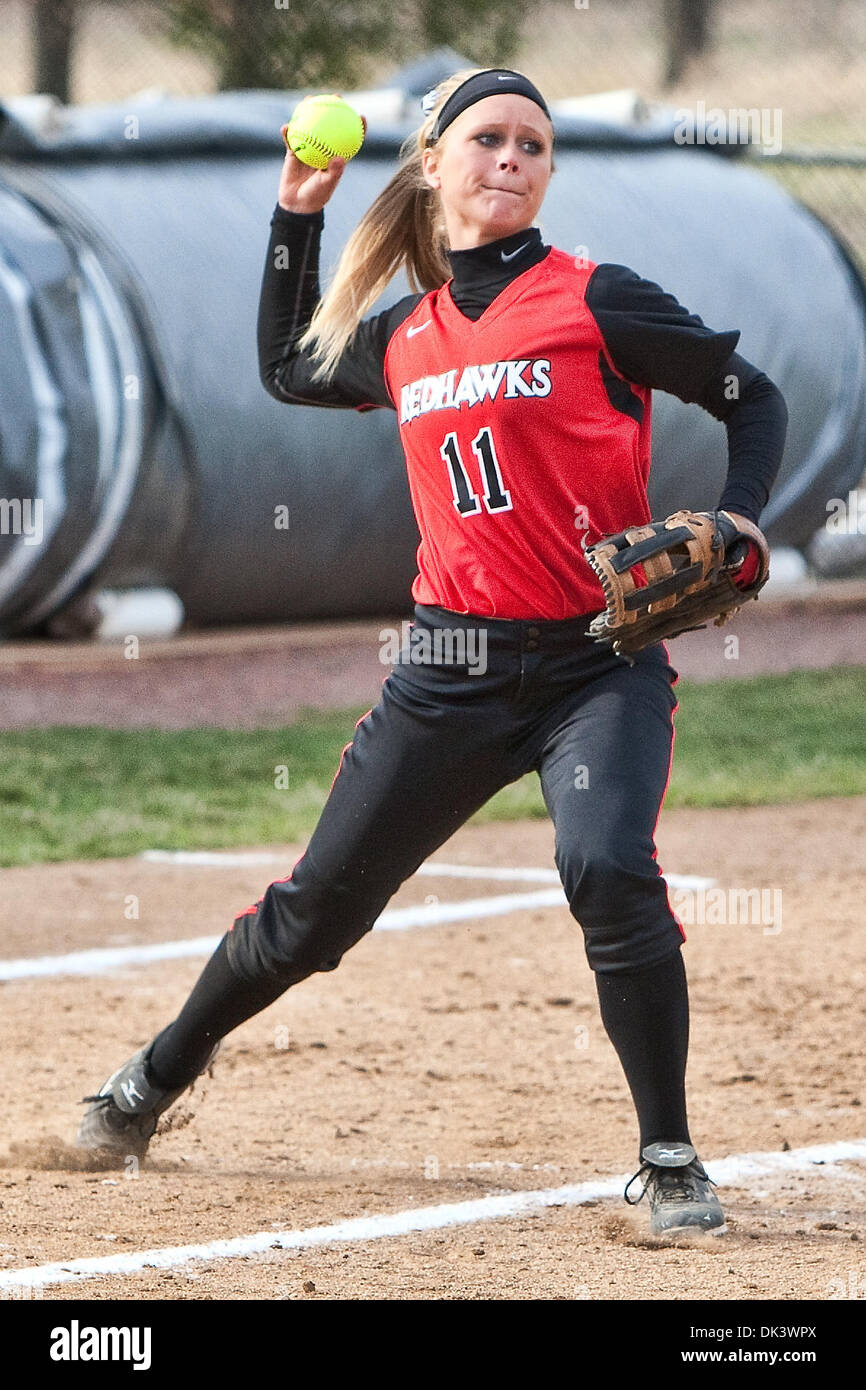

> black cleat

[
  {"left": 75, "top": 1040, "right": 219, "bottom": 1161},
  {"left": 624, "top": 1141, "right": 727, "bottom": 1237}
]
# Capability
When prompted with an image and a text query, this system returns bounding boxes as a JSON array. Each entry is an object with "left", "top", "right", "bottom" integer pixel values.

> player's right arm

[{"left": 257, "top": 123, "right": 419, "bottom": 412}]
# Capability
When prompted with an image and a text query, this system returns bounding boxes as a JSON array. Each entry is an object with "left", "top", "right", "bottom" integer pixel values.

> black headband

[{"left": 422, "top": 69, "right": 553, "bottom": 145}]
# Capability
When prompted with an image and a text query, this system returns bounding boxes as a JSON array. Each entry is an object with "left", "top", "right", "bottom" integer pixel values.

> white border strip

[
  {"left": 0, "top": 243, "right": 67, "bottom": 602},
  {"left": 1, "top": 1138, "right": 864, "bottom": 1290},
  {"left": 21, "top": 242, "right": 144, "bottom": 627}
]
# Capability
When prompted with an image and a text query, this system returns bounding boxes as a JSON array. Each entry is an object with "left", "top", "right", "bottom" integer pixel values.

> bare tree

[
  {"left": 33, "top": 0, "right": 79, "bottom": 102},
  {"left": 158, "top": 0, "right": 525, "bottom": 92},
  {"left": 663, "top": 0, "right": 717, "bottom": 88},
  {"left": 26, "top": 0, "right": 527, "bottom": 105}
]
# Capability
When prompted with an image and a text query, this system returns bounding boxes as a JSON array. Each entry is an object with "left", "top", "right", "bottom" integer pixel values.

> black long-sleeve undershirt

[{"left": 257, "top": 204, "right": 787, "bottom": 525}]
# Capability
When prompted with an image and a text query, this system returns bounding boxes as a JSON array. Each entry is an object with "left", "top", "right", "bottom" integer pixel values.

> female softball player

[{"left": 77, "top": 68, "right": 787, "bottom": 1237}]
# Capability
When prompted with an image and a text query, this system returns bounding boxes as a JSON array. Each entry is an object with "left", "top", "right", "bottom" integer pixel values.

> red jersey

[{"left": 383, "top": 248, "right": 653, "bottom": 619}]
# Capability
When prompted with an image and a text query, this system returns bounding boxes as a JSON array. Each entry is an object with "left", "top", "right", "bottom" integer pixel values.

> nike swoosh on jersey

[
  {"left": 501, "top": 242, "right": 530, "bottom": 262},
  {"left": 407, "top": 321, "right": 432, "bottom": 337}
]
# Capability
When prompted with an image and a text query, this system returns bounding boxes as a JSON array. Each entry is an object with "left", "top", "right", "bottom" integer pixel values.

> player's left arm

[{"left": 584, "top": 263, "right": 788, "bottom": 586}]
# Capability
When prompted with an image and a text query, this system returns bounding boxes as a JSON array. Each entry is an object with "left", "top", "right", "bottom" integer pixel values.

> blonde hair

[{"left": 294, "top": 67, "right": 556, "bottom": 384}]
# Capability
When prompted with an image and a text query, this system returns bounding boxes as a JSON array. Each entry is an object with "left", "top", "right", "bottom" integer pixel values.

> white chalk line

[
  {"left": 0, "top": 863, "right": 714, "bottom": 982},
  {"left": 142, "top": 851, "right": 580, "bottom": 874},
  {"left": 0, "top": 890, "right": 563, "bottom": 981},
  {"left": 1, "top": 1137, "right": 864, "bottom": 1290},
  {"left": 140, "top": 850, "right": 715, "bottom": 895},
  {"left": 0, "top": 934, "right": 224, "bottom": 981}
]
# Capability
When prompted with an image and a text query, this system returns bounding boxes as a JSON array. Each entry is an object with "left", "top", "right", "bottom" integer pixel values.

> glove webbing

[{"left": 584, "top": 512, "right": 723, "bottom": 628}]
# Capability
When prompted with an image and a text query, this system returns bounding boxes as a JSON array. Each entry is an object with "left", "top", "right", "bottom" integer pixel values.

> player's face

[{"left": 422, "top": 94, "right": 554, "bottom": 250}]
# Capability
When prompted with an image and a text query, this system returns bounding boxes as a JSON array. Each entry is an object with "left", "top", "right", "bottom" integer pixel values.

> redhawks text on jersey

[
  {"left": 384, "top": 249, "right": 653, "bottom": 619},
  {"left": 398, "top": 357, "right": 552, "bottom": 423}
]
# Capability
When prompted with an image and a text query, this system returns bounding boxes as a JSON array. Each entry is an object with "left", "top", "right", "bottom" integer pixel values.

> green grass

[
  {"left": 1, "top": 667, "right": 865, "bottom": 867},
  {"left": 0, "top": 717, "right": 353, "bottom": 867},
  {"left": 474, "top": 666, "right": 866, "bottom": 818},
  {"left": 662, "top": 666, "right": 866, "bottom": 808}
]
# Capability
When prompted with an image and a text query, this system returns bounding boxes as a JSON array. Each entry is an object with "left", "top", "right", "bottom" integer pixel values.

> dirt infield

[
  {"left": 1, "top": 582, "right": 864, "bottom": 1301},
  {"left": 1, "top": 796, "right": 864, "bottom": 1300}
]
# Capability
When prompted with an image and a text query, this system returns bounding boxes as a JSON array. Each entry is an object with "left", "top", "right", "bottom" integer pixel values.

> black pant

[{"left": 226, "top": 603, "right": 684, "bottom": 987}]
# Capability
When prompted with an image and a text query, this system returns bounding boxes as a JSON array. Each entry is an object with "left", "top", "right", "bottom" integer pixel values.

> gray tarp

[{"left": 1, "top": 71, "right": 864, "bottom": 634}]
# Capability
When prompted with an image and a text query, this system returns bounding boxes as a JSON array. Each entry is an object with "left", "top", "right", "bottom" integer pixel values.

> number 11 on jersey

[{"left": 441, "top": 426, "right": 513, "bottom": 515}]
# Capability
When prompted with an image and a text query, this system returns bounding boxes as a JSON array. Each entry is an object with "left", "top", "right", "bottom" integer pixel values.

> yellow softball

[{"left": 284, "top": 94, "right": 365, "bottom": 169}]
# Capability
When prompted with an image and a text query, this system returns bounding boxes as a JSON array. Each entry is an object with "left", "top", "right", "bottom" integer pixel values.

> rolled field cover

[{"left": 0, "top": 80, "right": 863, "bottom": 634}]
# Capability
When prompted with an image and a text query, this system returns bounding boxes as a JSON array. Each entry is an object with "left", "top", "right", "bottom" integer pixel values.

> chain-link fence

[{"left": 1, "top": 0, "right": 865, "bottom": 268}]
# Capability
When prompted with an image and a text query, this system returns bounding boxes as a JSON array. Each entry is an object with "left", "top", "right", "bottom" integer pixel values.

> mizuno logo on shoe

[
  {"left": 407, "top": 321, "right": 432, "bottom": 337},
  {"left": 121, "top": 1079, "right": 145, "bottom": 1105}
]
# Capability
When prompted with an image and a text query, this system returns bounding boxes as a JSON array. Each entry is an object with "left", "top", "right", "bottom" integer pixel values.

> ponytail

[{"left": 295, "top": 67, "right": 492, "bottom": 383}]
